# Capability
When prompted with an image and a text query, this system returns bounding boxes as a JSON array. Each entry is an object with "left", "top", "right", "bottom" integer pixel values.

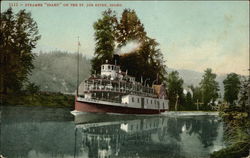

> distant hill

[
  {"left": 168, "top": 68, "right": 227, "bottom": 96},
  {"left": 29, "top": 52, "right": 227, "bottom": 95},
  {"left": 29, "top": 51, "right": 91, "bottom": 93}
]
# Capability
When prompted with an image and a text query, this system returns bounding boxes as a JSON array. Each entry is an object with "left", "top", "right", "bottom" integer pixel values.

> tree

[
  {"left": 223, "top": 73, "right": 241, "bottom": 106},
  {"left": 199, "top": 68, "right": 219, "bottom": 110},
  {"left": 0, "top": 8, "right": 41, "bottom": 95},
  {"left": 26, "top": 82, "right": 40, "bottom": 94},
  {"left": 91, "top": 9, "right": 117, "bottom": 74},
  {"left": 238, "top": 77, "right": 250, "bottom": 112},
  {"left": 26, "top": 82, "right": 40, "bottom": 101},
  {"left": 184, "top": 91, "right": 194, "bottom": 110},
  {"left": 91, "top": 9, "right": 167, "bottom": 85},
  {"left": 192, "top": 86, "right": 203, "bottom": 110},
  {"left": 167, "top": 71, "right": 184, "bottom": 110},
  {"left": 119, "top": 37, "right": 167, "bottom": 84},
  {"left": 115, "top": 9, "right": 147, "bottom": 46},
  {"left": 116, "top": 9, "right": 166, "bottom": 84},
  {"left": 211, "top": 76, "right": 250, "bottom": 158}
]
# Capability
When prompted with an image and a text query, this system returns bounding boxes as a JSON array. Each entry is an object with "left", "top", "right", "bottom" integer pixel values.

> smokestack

[{"left": 113, "top": 54, "right": 120, "bottom": 65}]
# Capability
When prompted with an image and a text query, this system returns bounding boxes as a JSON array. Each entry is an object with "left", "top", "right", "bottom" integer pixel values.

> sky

[{"left": 2, "top": 1, "right": 249, "bottom": 75}]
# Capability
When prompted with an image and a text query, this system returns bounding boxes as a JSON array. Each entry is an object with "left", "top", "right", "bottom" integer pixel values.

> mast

[{"left": 76, "top": 36, "right": 80, "bottom": 96}]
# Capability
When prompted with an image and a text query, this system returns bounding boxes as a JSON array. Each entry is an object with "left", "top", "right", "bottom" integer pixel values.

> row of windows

[
  {"left": 102, "top": 65, "right": 119, "bottom": 71},
  {"left": 131, "top": 96, "right": 165, "bottom": 106}
]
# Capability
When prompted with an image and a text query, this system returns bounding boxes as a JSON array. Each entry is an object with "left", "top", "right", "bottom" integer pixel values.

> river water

[{"left": 0, "top": 106, "right": 225, "bottom": 158}]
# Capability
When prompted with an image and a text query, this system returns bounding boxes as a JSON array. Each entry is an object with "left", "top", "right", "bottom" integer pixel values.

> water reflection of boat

[
  {"left": 0, "top": 107, "right": 224, "bottom": 158},
  {"left": 74, "top": 112, "right": 161, "bottom": 125},
  {"left": 75, "top": 113, "right": 167, "bottom": 131},
  {"left": 75, "top": 114, "right": 169, "bottom": 158},
  {"left": 74, "top": 114, "right": 224, "bottom": 158}
]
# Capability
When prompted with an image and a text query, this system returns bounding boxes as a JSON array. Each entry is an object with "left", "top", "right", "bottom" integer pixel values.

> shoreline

[
  {"left": 162, "top": 111, "right": 219, "bottom": 116},
  {"left": 1, "top": 92, "right": 75, "bottom": 108}
]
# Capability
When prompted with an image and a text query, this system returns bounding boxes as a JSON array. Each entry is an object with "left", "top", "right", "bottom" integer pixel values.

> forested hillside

[{"left": 29, "top": 51, "right": 91, "bottom": 93}]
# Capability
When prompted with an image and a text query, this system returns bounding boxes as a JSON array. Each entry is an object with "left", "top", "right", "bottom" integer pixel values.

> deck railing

[{"left": 83, "top": 79, "right": 156, "bottom": 98}]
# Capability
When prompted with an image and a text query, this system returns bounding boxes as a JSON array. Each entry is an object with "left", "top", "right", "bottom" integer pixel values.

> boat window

[
  {"left": 102, "top": 65, "right": 104, "bottom": 69},
  {"left": 146, "top": 99, "right": 148, "bottom": 104},
  {"left": 108, "top": 65, "right": 110, "bottom": 69},
  {"left": 132, "top": 97, "right": 134, "bottom": 102},
  {"left": 111, "top": 66, "right": 113, "bottom": 70}
]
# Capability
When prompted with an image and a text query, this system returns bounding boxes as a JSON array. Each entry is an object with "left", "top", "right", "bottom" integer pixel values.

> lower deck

[{"left": 75, "top": 97, "right": 167, "bottom": 115}]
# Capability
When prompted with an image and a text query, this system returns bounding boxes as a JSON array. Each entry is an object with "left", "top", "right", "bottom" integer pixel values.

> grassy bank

[
  {"left": 210, "top": 107, "right": 250, "bottom": 158},
  {"left": 2, "top": 92, "right": 75, "bottom": 108}
]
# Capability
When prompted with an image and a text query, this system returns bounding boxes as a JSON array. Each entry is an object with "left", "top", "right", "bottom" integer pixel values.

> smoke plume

[{"left": 115, "top": 40, "right": 142, "bottom": 55}]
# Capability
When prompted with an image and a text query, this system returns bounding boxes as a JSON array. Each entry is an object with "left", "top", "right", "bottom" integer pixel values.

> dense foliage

[
  {"left": 166, "top": 69, "right": 221, "bottom": 111},
  {"left": 211, "top": 78, "right": 250, "bottom": 158},
  {"left": 184, "top": 91, "right": 195, "bottom": 110},
  {"left": 190, "top": 85, "right": 203, "bottom": 110},
  {"left": 115, "top": 9, "right": 146, "bottom": 45},
  {"left": 223, "top": 73, "right": 241, "bottom": 106},
  {"left": 0, "top": 8, "right": 40, "bottom": 95},
  {"left": 91, "top": 9, "right": 167, "bottom": 85},
  {"left": 237, "top": 77, "right": 250, "bottom": 112},
  {"left": 167, "top": 71, "right": 184, "bottom": 110},
  {"left": 91, "top": 9, "right": 117, "bottom": 74},
  {"left": 199, "top": 68, "right": 219, "bottom": 110},
  {"left": 4, "top": 91, "right": 74, "bottom": 107}
]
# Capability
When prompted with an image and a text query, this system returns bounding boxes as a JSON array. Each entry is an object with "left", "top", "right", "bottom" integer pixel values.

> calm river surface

[{"left": 0, "top": 106, "right": 225, "bottom": 158}]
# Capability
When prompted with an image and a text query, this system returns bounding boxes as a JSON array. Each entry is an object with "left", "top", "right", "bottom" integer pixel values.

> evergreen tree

[
  {"left": 117, "top": 9, "right": 166, "bottom": 84},
  {"left": 91, "top": 9, "right": 167, "bottom": 85},
  {"left": 223, "top": 73, "right": 241, "bottom": 106},
  {"left": 167, "top": 71, "right": 184, "bottom": 110},
  {"left": 185, "top": 91, "right": 194, "bottom": 110},
  {"left": 0, "top": 8, "right": 40, "bottom": 95},
  {"left": 115, "top": 9, "right": 147, "bottom": 45},
  {"left": 119, "top": 37, "right": 166, "bottom": 84},
  {"left": 199, "top": 68, "right": 219, "bottom": 110},
  {"left": 238, "top": 77, "right": 250, "bottom": 112},
  {"left": 91, "top": 9, "right": 117, "bottom": 74}
]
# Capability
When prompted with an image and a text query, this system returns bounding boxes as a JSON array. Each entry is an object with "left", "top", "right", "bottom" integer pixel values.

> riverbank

[
  {"left": 210, "top": 107, "right": 250, "bottom": 158},
  {"left": 1, "top": 92, "right": 74, "bottom": 108},
  {"left": 162, "top": 111, "right": 219, "bottom": 116}
]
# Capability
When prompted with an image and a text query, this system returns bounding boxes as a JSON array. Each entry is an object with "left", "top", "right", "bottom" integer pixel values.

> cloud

[
  {"left": 214, "top": 46, "right": 249, "bottom": 75},
  {"left": 166, "top": 40, "right": 249, "bottom": 75}
]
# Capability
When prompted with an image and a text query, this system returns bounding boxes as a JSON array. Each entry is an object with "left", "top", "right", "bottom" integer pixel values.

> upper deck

[
  {"left": 80, "top": 59, "right": 167, "bottom": 101},
  {"left": 100, "top": 62, "right": 135, "bottom": 83}
]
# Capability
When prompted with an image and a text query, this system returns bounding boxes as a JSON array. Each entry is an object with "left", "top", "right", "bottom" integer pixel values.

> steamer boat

[{"left": 74, "top": 54, "right": 169, "bottom": 115}]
